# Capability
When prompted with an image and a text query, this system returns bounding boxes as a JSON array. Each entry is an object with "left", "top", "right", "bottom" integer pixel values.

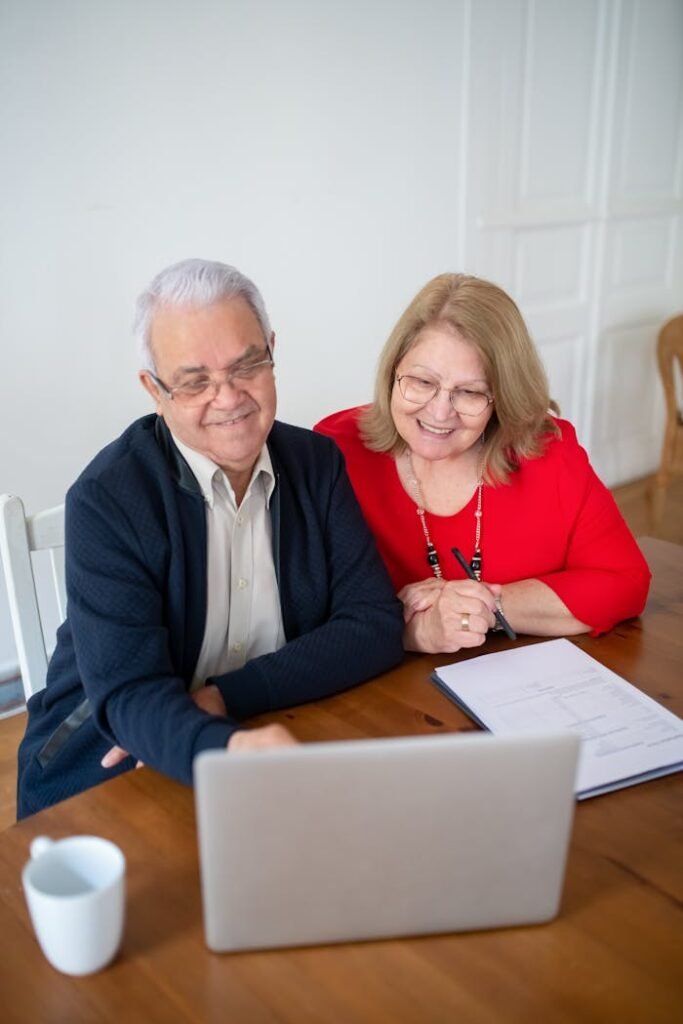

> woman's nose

[{"left": 426, "top": 386, "right": 456, "bottom": 418}]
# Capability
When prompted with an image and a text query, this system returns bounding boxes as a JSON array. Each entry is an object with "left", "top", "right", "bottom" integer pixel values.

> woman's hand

[
  {"left": 401, "top": 578, "right": 500, "bottom": 653},
  {"left": 398, "top": 578, "right": 446, "bottom": 621}
]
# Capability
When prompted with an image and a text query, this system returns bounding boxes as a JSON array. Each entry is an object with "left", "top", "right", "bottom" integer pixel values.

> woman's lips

[{"left": 417, "top": 419, "right": 455, "bottom": 436}]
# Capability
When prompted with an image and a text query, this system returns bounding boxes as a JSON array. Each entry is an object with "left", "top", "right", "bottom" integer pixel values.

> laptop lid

[{"left": 194, "top": 730, "right": 579, "bottom": 952}]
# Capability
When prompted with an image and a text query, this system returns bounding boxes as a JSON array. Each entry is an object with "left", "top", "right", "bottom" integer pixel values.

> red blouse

[{"left": 314, "top": 407, "right": 651, "bottom": 635}]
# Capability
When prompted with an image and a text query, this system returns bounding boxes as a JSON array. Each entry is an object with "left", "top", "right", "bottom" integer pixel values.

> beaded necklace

[{"left": 404, "top": 449, "right": 484, "bottom": 581}]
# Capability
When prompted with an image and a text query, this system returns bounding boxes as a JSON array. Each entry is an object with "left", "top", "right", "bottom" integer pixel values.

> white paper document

[{"left": 432, "top": 638, "right": 683, "bottom": 799}]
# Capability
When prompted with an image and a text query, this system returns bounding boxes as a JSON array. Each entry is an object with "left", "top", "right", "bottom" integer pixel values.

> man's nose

[{"left": 208, "top": 376, "right": 244, "bottom": 405}]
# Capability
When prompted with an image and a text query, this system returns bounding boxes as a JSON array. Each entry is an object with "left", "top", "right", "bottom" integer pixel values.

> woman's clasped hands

[{"left": 399, "top": 577, "right": 502, "bottom": 653}]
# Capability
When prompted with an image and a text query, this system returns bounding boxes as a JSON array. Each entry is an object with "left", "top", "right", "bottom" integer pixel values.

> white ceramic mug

[{"left": 22, "top": 834, "right": 126, "bottom": 976}]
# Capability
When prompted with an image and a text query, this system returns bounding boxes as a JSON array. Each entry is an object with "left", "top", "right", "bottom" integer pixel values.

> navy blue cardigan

[{"left": 17, "top": 415, "right": 403, "bottom": 817}]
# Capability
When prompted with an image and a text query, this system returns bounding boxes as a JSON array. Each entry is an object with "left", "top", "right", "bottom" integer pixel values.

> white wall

[
  {"left": 1, "top": 0, "right": 682, "bottom": 673},
  {"left": 0, "top": 0, "right": 465, "bottom": 505}
]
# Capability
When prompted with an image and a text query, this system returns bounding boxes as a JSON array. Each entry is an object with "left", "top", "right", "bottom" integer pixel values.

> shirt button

[
  {"left": 232, "top": 641, "right": 243, "bottom": 653},
  {"left": 238, "top": 578, "right": 248, "bottom": 589},
  {"left": 236, "top": 516, "right": 244, "bottom": 526}
]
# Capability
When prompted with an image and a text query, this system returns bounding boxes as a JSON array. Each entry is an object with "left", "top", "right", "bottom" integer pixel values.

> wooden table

[{"left": 1, "top": 538, "right": 681, "bottom": 1023}]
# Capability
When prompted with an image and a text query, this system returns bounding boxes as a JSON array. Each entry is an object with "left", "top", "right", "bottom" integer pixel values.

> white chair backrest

[{"left": 0, "top": 494, "right": 66, "bottom": 700}]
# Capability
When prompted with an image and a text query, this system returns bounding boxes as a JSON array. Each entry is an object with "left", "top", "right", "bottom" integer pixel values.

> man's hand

[
  {"left": 101, "top": 745, "right": 141, "bottom": 770},
  {"left": 102, "top": 720, "right": 298, "bottom": 768},
  {"left": 190, "top": 684, "right": 227, "bottom": 717},
  {"left": 101, "top": 685, "right": 229, "bottom": 770},
  {"left": 227, "top": 723, "right": 298, "bottom": 751}
]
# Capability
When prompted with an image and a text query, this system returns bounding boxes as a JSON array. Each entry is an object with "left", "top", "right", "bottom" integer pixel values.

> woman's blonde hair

[{"left": 360, "top": 273, "right": 559, "bottom": 483}]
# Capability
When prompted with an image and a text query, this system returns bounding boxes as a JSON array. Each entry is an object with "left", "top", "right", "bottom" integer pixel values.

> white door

[{"left": 462, "top": 0, "right": 683, "bottom": 485}]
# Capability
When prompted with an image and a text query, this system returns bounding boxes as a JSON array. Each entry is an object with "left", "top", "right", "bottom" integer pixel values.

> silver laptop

[{"left": 194, "top": 730, "right": 579, "bottom": 952}]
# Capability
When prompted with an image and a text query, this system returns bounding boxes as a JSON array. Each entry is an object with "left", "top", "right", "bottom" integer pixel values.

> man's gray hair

[{"left": 134, "top": 258, "right": 273, "bottom": 372}]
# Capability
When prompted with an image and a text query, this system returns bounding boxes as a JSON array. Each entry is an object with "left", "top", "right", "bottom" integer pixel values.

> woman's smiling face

[{"left": 390, "top": 323, "right": 494, "bottom": 462}]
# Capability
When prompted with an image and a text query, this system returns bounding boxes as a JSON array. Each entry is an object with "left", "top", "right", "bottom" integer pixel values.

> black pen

[{"left": 451, "top": 547, "right": 517, "bottom": 640}]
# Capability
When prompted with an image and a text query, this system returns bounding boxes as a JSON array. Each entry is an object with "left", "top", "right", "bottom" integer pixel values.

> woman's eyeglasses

[{"left": 395, "top": 374, "right": 492, "bottom": 416}]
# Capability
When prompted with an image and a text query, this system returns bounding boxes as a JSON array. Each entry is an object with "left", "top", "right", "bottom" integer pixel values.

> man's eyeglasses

[
  {"left": 149, "top": 345, "right": 274, "bottom": 407},
  {"left": 395, "top": 374, "right": 493, "bottom": 417}
]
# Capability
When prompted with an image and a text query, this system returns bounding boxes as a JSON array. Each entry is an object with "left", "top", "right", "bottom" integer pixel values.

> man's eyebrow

[
  {"left": 172, "top": 364, "right": 210, "bottom": 381},
  {"left": 228, "top": 343, "right": 264, "bottom": 367},
  {"left": 171, "top": 344, "right": 265, "bottom": 381}
]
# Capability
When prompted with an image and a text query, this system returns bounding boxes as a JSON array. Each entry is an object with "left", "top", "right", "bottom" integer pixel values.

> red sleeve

[{"left": 533, "top": 421, "right": 651, "bottom": 635}]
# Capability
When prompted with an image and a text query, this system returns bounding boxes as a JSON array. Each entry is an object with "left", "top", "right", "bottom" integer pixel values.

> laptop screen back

[{"left": 194, "top": 730, "right": 579, "bottom": 952}]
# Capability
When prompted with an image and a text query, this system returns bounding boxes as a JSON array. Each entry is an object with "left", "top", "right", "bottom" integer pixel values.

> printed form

[{"left": 433, "top": 638, "right": 683, "bottom": 798}]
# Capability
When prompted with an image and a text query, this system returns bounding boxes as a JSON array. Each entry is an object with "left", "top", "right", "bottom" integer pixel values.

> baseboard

[{"left": 0, "top": 659, "right": 20, "bottom": 685}]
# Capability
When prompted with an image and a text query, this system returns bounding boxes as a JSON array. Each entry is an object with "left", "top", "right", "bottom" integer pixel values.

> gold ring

[{"left": 461, "top": 614, "right": 470, "bottom": 631}]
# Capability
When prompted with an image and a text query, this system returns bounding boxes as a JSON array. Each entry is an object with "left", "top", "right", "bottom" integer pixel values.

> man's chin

[{"left": 209, "top": 433, "right": 270, "bottom": 476}]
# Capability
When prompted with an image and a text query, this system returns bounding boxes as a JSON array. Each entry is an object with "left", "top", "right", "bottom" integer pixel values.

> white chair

[{"left": 0, "top": 494, "right": 66, "bottom": 700}]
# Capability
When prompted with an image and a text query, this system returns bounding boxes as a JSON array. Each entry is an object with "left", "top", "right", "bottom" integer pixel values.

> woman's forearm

[
  {"left": 401, "top": 577, "right": 590, "bottom": 651},
  {"left": 499, "top": 579, "right": 589, "bottom": 636}
]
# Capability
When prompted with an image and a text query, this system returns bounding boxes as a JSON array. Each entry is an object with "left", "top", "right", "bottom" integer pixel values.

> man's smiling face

[{"left": 141, "top": 297, "right": 276, "bottom": 490}]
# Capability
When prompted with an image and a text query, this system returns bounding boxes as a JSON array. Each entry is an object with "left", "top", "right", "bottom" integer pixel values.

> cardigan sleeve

[
  {"left": 532, "top": 424, "right": 651, "bottom": 635},
  {"left": 209, "top": 436, "right": 405, "bottom": 718},
  {"left": 65, "top": 478, "right": 236, "bottom": 784}
]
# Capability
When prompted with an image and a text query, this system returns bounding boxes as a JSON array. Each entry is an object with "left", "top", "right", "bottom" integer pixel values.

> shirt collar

[{"left": 170, "top": 433, "right": 276, "bottom": 510}]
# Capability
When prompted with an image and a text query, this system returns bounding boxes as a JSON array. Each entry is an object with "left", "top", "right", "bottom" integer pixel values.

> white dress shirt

[{"left": 171, "top": 433, "right": 285, "bottom": 690}]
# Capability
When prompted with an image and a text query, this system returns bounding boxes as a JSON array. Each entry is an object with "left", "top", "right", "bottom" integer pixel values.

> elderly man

[{"left": 17, "top": 259, "right": 403, "bottom": 817}]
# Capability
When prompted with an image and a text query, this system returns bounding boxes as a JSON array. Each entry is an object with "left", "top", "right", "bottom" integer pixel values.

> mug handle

[{"left": 30, "top": 836, "right": 54, "bottom": 859}]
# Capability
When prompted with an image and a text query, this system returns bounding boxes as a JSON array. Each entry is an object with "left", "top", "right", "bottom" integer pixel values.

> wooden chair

[
  {"left": 0, "top": 495, "right": 66, "bottom": 700},
  {"left": 653, "top": 315, "right": 683, "bottom": 529}
]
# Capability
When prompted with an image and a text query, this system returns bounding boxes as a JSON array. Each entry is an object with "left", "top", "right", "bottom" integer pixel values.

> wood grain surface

[{"left": 0, "top": 537, "right": 681, "bottom": 1023}]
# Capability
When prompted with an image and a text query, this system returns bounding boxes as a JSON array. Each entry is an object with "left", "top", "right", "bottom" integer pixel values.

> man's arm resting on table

[{"left": 102, "top": 685, "right": 298, "bottom": 767}]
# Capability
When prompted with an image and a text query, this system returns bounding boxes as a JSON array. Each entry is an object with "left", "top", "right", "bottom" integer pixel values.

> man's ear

[
  {"left": 139, "top": 371, "right": 163, "bottom": 414},
  {"left": 269, "top": 331, "right": 276, "bottom": 354}
]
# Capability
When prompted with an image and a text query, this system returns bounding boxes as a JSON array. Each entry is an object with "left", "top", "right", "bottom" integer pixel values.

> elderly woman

[{"left": 315, "top": 274, "right": 650, "bottom": 653}]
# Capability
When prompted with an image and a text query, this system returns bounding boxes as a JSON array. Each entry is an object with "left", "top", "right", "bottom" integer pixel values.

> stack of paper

[{"left": 432, "top": 638, "right": 683, "bottom": 799}]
